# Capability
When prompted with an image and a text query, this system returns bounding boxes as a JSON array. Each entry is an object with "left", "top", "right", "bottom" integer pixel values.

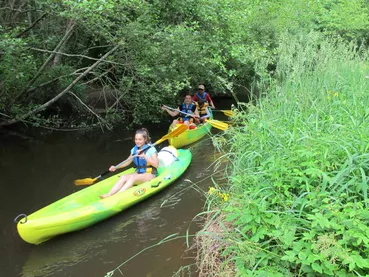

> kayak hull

[
  {"left": 168, "top": 110, "right": 213, "bottom": 148},
  {"left": 17, "top": 149, "right": 192, "bottom": 245}
]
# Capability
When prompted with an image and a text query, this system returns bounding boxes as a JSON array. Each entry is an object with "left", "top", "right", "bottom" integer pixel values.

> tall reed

[{"left": 200, "top": 31, "right": 369, "bottom": 276}]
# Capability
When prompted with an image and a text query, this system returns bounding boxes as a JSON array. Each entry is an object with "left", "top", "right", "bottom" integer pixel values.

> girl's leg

[
  {"left": 117, "top": 173, "right": 156, "bottom": 193},
  {"left": 99, "top": 174, "right": 133, "bottom": 199}
]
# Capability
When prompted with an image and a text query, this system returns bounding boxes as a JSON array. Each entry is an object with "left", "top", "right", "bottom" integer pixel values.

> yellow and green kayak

[
  {"left": 17, "top": 149, "right": 192, "bottom": 245},
  {"left": 168, "top": 110, "right": 213, "bottom": 148}
]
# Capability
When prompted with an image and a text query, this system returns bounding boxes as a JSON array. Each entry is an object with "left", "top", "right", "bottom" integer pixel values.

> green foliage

[
  {"left": 317, "top": 0, "right": 369, "bottom": 39},
  {"left": 205, "top": 33, "right": 369, "bottom": 276},
  {"left": 2, "top": 0, "right": 369, "bottom": 129}
]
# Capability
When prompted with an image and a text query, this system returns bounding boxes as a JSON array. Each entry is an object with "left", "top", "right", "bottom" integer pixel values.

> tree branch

[
  {"left": 15, "top": 20, "right": 76, "bottom": 100},
  {"left": 68, "top": 91, "right": 111, "bottom": 131},
  {"left": 0, "top": 43, "right": 121, "bottom": 128},
  {"left": 15, "top": 13, "right": 48, "bottom": 38},
  {"left": 30, "top": 47, "right": 126, "bottom": 66},
  {"left": 24, "top": 67, "right": 88, "bottom": 94}
]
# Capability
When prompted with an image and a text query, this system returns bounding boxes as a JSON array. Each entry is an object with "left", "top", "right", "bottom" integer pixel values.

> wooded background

[{"left": 1, "top": 0, "right": 368, "bottom": 129}]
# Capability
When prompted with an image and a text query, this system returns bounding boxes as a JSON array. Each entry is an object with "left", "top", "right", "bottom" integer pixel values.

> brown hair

[{"left": 135, "top": 128, "right": 151, "bottom": 143}]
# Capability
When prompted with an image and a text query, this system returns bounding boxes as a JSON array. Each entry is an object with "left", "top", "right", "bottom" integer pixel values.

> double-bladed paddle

[
  {"left": 212, "top": 109, "right": 234, "bottom": 117},
  {"left": 162, "top": 105, "right": 229, "bottom": 131},
  {"left": 73, "top": 125, "right": 188, "bottom": 186}
]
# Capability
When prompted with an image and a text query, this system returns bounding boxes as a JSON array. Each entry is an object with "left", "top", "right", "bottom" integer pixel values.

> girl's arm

[
  {"left": 193, "top": 106, "right": 200, "bottom": 118},
  {"left": 201, "top": 107, "right": 211, "bottom": 119},
  {"left": 143, "top": 152, "right": 159, "bottom": 168},
  {"left": 109, "top": 154, "right": 133, "bottom": 171}
]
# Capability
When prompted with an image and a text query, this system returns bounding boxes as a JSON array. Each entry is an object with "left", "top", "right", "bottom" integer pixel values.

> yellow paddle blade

[
  {"left": 212, "top": 109, "right": 235, "bottom": 116},
  {"left": 207, "top": 120, "right": 229, "bottom": 131},
  {"left": 74, "top": 177, "right": 98, "bottom": 186},
  {"left": 161, "top": 124, "right": 188, "bottom": 141},
  {"left": 223, "top": 110, "right": 234, "bottom": 117}
]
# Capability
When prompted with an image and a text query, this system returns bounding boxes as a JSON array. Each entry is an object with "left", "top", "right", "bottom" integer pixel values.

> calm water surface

[{"left": 0, "top": 118, "right": 227, "bottom": 277}]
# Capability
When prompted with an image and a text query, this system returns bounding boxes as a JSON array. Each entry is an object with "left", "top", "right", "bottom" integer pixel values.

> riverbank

[{"left": 194, "top": 33, "right": 369, "bottom": 276}]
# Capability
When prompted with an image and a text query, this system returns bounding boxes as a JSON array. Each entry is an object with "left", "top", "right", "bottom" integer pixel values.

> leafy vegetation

[
  {"left": 3, "top": 0, "right": 368, "bottom": 129},
  {"left": 201, "top": 32, "right": 369, "bottom": 276}
]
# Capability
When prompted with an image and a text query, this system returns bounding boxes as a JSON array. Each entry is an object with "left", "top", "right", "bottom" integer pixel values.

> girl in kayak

[{"left": 99, "top": 128, "right": 159, "bottom": 199}]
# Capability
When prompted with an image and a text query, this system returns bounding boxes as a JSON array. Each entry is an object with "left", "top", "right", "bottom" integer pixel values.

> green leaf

[{"left": 312, "top": 262, "right": 323, "bottom": 274}]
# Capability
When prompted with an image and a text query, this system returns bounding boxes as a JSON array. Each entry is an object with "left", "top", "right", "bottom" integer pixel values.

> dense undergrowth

[{"left": 198, "top": 32, "right": 369, "bottom": 276}]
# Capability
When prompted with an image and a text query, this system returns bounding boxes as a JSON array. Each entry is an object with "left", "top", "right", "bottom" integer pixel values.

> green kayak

[
  {"left": 168, "top": 110, "right": 213, "bottom": 148},
  {"left": 17, "top": 149, "right": 192, "bottom": 245}
]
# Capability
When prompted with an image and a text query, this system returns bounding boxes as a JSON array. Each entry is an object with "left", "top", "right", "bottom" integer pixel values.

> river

[{"left": 0, "top": 109, "right": 230, "bottom": 277}]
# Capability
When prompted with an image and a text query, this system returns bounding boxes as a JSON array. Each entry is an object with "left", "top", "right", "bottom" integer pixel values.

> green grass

[{"left": 199, "top": 32, "right": 369, "bottom": 276}]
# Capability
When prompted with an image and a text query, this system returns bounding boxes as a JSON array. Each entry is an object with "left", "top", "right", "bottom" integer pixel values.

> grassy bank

[{"left": 197, "top": 32, "right": 369, "bottom": 276}]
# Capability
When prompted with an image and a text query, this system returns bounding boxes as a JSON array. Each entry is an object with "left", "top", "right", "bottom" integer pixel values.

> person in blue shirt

[{"left": 99, "top": 128, "right": 159, "bottom": 199}]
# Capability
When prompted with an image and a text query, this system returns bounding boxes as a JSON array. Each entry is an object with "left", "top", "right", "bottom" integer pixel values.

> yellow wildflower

[
  {"left": 333, "top": 92, "right": 338, "bottom": 97},
  {"left": 222, "top": 193, "right": 230, "bottom": 202},
  {"left": 208, "top": 187, "right": 217, "bottom": 195}
]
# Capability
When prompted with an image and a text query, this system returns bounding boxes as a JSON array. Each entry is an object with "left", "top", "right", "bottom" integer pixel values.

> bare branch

[
  {"left": 15, "top": 13, "right": 48, "bottom": 38},
  {"left": 82, "top": 67, "right": 113, "bottom": 85},
  {"left": 0, "top": 43, "right": 121, "bottom": 128},
  {"left": 15, "top": 21, "right": 76, "bottom": 100},
  {"left": 30, "top": 48, "right": 126, "bottom": 66},
  {"left": 0, "top": 7, "right": 42, "bottom": 13},
  {"left": 24, "top": 67, "right": 88, "bottom": 94},
  {"left": 68, "top": 91, "right": 112, "bottom": 131},
  {"left": 0, "top": 112, "right": 11, "bottom": 118}
]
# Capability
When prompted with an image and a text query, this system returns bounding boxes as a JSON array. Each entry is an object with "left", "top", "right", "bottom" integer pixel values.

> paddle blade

[
  {"left": 162, "top": 124, "right": 188, "bottom": 140},
  {"left": 208, "top": 120, "right": 229, "bottom": 131},
  {"left": 212, "top": 109, "right": 234, "bottom": 116},
  {"left": 223, "top": 110, "right": 234, "bottom": 117},
  {"left": 74, "top": 177, "right": 97, "bottom": 186}
]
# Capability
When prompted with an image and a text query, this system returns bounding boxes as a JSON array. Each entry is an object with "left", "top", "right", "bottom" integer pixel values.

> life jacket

[
  {"left": 196, "top": 92, "right": 208, "bottom": 102},
  {"left": 180, "top": 103, "right": 195, "bottom": 120},
  {"left": 132, "top": 144, "right": 157, "bottom": 174},
  {"left": 195, "top": 102, "right": 209, "bottom": 117}
]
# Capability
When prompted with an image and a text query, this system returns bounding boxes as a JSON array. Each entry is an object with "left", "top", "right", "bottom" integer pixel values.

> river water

[{"left": 0, "top": 109, "right": 230, "bottom": 277}]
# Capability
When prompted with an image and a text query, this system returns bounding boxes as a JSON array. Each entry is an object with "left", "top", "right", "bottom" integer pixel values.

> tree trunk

[{"left": 52, "top": 20, "right": 74, "bottom": 67}]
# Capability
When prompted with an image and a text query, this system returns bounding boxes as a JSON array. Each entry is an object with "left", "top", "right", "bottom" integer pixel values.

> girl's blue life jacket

[{"left": 132, "top": 144, "right": 157, "bottom": 174}]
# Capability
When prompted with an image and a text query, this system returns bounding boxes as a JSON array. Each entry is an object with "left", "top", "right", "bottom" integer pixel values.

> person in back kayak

[
  {"left": 99, "top": 128, "right": 159, "bottom": 199},
  {"left": 192, "top": 84, "right": 215, "bottom": 109},
  {"left": 161, "top": 94, "right": 199, "bottom": 128},
  {"left": 194, "top": 98, "right": 211, "bottom": 124}
]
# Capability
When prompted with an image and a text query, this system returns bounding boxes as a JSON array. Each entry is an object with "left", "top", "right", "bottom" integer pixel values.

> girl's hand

[
  {"left": 109, "top": 165, "right": 116, "bottom": 172},
  {"left": 138, "top": 152, "right": 146, "bottom": 159}
]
